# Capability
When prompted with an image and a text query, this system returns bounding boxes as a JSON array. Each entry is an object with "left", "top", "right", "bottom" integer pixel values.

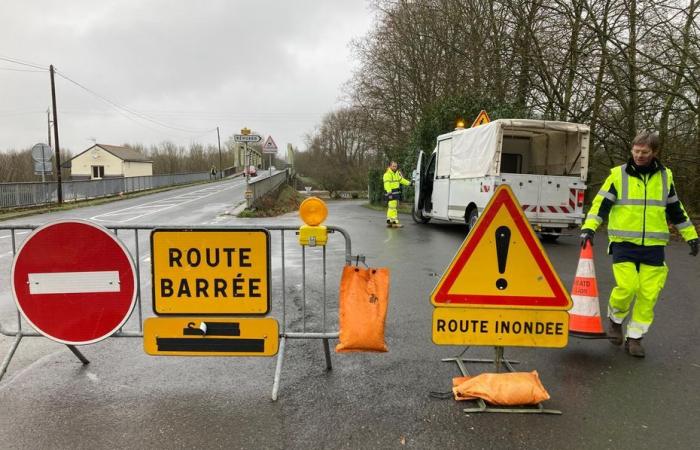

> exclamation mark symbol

[{"left": 495, "top": 226, "right": 511, "bottom": 290}]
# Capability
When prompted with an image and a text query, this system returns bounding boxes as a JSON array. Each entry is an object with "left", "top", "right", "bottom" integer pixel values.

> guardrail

[
  {"left": 0, "top": 222, "right": 355, "bottom": 400},
  {"left": 247, "top": 169, "right": 289, "bottom": 207},
  {"left": 0, "top": 171, "right": 213, "bottom": 209}
]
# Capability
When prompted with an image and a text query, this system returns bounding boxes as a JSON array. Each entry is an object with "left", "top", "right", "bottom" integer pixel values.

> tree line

[
  {"left": 0, "top": 139, "right": 269, "bottom": 183},
  {"left": 299, "top": 0, "right": 700, "bottom": 212}
]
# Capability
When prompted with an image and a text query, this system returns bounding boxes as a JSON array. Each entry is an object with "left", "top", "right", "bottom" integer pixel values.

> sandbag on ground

[{"left": 452, "top": 371, "right": 550, "bottom": 405}]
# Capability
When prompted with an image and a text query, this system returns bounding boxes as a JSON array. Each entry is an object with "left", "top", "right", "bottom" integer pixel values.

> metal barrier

[
  {"left": 0, "top": 171, "right": 212, "bottom": 208},
  {"left": 0, "top": 223, "right": 354, "bottom": 400},
  {"left": 247, "top": 169, "right": 289, "bottom": 207}
]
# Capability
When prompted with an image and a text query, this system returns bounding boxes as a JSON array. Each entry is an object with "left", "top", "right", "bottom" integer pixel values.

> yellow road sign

[
  {"left": 431, "top": 185, "right": 572, "bottom": 310},
  {"left": 144, "top": 317, "right": 279, "bottom": 356},
  {"left": 433, "top": 307, "right": 569, "bottom": 348},
  {"left": 471, "top": 110, "right": 491, "bottom": 127},
  {"left": 151, "top": 229, "right": 270, "bottom": 315}
]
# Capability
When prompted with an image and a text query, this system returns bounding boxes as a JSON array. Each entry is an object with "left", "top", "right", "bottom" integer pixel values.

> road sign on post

[
  {"left": 234, "top": 134, "right": 262, "bottom": 143},
  {"left": 262, "top": 136, "right": 278, "bottom": 154},
  {"left": 11, "top": 220, "right": 137, "bottom": 345},
  {"left": 150, "top": 228, "right": 271, "bottom": 315}
]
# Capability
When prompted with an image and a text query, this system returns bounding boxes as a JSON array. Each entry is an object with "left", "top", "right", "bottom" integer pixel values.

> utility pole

[
  {"left": 47, "top": 108, "right": 52, "bottom": 149},
  {"left": 216, "top": 126, "right": 222, "bottom": 179},
  {"left": 49, "top": 65, "right": 63, "bottom": 204}
]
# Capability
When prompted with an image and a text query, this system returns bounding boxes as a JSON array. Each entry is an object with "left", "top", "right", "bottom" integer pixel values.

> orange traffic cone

[{"left": 569, "top": 243, "right": 607, "bottom": 338}]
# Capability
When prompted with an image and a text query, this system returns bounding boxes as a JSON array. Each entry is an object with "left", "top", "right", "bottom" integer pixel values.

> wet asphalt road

[{"left": 0, "top": 182, "right": 699, "bottom": 449}]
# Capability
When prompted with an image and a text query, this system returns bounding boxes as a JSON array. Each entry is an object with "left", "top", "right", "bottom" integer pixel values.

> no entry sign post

[{"left": 10, "top": 220, "right": 137, "bottom": 365}]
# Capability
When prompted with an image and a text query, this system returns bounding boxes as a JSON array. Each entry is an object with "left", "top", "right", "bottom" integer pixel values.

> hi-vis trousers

[
  {"left": 386, "top": 199, "right": 399, "bottom": 223},
  {"left": 608, "top": 262, "right": 669, "bottom": 339}
]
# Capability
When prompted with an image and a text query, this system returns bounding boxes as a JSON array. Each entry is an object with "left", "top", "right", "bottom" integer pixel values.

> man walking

[
  {"left": 580, "top": 131, "right": 698, "bottom": 357},
  {"left": 383, "top": 161, "right": 411, "bottom": 228}
]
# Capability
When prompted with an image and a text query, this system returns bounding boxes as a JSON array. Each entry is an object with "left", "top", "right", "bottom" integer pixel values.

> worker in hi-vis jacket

[
  {"left": 581, "top": 130, "right": 698, "bottom": 358},
  {"left": 383, "top": 161, "right": 411, "bottom": 228}
]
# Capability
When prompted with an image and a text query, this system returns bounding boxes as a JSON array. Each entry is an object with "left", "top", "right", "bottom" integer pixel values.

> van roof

[{"left": 437, "top": 118, "right": 590, "bottom": 141}]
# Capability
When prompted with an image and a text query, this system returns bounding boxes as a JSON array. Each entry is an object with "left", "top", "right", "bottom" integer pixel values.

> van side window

[
  {"left": 500, "top": 153, "right": 523, "bottom": 174},
  {"left": 436, "top": 139, "right": 452, "bottom": 178}
]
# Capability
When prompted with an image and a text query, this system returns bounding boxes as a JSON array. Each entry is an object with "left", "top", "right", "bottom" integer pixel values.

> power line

[
  {"left": 54, "top": 69, "right": 216, "bottom": 135},
  {"left": 0, "top": 55, "right": 47, "bottom": 71},
  {"left": 0, "top": 66, "right": 46, "bottom": 73}
]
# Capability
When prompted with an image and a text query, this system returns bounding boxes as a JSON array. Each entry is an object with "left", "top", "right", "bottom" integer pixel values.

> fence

[
  {"left": 0, "top": 171, "right": 213, "bottom": 209},
  {"left": 247, "top": 169, "right": 289, "bottom": 207},
  {"left": 0, "top": 223, "right": 356, "bottom": 400}
]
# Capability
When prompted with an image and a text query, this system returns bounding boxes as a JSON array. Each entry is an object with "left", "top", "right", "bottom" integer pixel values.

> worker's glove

[
  {"left": 580, "top": 229, "right": 595, "bottom": 248},
  {"left": 689, "top": 239, "right": 699, "bottom": 257}
]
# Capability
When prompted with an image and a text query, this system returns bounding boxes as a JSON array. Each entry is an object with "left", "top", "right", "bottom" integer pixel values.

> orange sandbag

[
  {"left": 335, "top": 266, "right": 390, "bottom": 353},
  {"left": 452, "top": 371, "right": 550, "bottom": 405}
]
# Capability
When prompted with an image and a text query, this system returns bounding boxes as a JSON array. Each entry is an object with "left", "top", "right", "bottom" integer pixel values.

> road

[{"left": 0, "top": 184, "right": 699, "bottom": 449}]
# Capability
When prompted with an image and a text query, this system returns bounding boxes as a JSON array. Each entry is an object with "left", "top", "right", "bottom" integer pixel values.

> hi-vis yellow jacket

[
  {"left": 583, "top": 160, "right": 698, "bottom": 246},
  {"left": 383, "top": 168, "right": 410, "bottom": 196}
]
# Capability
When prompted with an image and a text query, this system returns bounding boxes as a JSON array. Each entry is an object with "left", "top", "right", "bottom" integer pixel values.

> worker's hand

[
  {"left": 580, "top": 229, "right": 595, "bottom": 248},
  {"left": 689, "top": 239, "right": 698, "bottom": 256}
]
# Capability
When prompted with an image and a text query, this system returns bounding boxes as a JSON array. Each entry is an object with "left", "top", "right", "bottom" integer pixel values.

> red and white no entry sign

[{"left": 11, "top": 220, "right": 137, "bottom": 345}]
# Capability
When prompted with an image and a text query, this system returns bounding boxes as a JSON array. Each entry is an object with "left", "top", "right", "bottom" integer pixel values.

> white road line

[{"left": 90, "top": 182, "right": 242, "bottom": 223}]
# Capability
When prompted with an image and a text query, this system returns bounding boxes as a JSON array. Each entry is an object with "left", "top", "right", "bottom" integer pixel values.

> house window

[{"left": 91, "top": 166, "right": 105, "bottom": 179}]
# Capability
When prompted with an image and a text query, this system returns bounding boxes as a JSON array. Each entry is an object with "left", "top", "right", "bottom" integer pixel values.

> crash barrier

[
  {"left": 246, "top": 169, "right": 289, "bottom": 207},
  {"left": 0, "top": 222, "right": 355, "bottom": 401},
  {"left": 0, "top": 171, "right": 212, "bottom": 208}
]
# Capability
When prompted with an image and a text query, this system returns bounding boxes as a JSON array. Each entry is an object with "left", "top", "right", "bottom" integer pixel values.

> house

[{"left": 63, "top": 144, "right": 153, "bottom": 180}]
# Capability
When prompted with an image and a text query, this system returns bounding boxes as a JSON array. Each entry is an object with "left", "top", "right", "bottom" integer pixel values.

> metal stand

[
  {"left": 0, "top": 335, "right": 23, "bottom": 381},
  {"left": 66, "top": 345, "right": 90, "bottom": 365},
  {"left": 442, "top": 346, "right": 562, "bottom": 415}
]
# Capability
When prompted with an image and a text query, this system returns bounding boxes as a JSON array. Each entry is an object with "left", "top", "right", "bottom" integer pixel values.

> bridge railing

[{"left": 0, "top": 171, "right": 213, "bottom": 209}]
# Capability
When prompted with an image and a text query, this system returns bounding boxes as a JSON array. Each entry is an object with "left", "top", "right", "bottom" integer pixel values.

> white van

[{"left": 412, "top": 119, "right": 589, "bottom": 241}]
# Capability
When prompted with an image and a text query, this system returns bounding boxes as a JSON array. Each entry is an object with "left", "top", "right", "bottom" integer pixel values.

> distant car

[
  {"left": 247, "top": 165, "right": 257, "bottom": 177},
  {"left": 270, "top": 166, "right": 276, "bottom": 171}
]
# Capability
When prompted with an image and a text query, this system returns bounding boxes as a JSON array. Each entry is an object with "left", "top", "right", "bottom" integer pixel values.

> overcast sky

[{"left": 0, "top": 1, "right": 374, "bottom": 156}]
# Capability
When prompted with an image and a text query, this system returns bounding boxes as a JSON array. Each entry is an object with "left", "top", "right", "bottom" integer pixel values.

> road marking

[
  {"left": 90, "top": 181, "right": 244, "bottom": 223},
  {"left": 28, "top": 271, "right": 121, "bottom": 294}
]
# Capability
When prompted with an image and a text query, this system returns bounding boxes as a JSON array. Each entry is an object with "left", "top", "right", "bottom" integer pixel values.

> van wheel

[
  {"left": 412, "top": 205, "right": 430, "bottom": 224},
  {"left": 466, "top": 208, "right": 478, "bottom": 233}
]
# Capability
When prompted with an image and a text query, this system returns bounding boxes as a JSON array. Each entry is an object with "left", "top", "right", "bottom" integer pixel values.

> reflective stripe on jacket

[
  {"left": 583, "top": 161, "right": 698, "bottom": 246},
  {"left": 383, "top": 169, "right": 410, "bottom": 194}
]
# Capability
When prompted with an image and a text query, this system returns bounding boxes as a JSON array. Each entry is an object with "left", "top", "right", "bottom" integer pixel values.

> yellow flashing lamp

[
  {"left": 299, "top": 197, "right": 328, "bottom": 246},
  {"left": 455, "top": 118, "right": 466, "bottom": 130}
]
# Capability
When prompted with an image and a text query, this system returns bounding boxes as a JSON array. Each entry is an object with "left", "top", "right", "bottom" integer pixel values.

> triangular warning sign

[
  {"left": 431, "top": 185, "right": 572, "bottom": 310},
  {"left": 471, "top": 110, "right": 491, "bottom": 127},
  {"left": 262, "top": 136, "right": 278, "bottom": 151}
]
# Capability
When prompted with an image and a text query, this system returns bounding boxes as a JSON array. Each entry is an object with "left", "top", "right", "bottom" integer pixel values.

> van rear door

[{"left": 500, "top": 173, "right": 542, "bottom": 220}]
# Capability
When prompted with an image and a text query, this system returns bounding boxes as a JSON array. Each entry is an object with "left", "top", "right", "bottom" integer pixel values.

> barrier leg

[
  {"left": 322, "top": 338, "right": 332, "bottom": 371},
  {"left": 0, "top": 334, "right": 23, "bottom": 382},
  {"left": 66, "top": 345, "right": 90, "bottom": 365},
  {"left": 271, "top": 336, "right": 286, "bottom": 401}
]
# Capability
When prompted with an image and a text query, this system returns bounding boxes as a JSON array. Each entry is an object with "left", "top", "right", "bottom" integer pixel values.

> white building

[{"left": 64, "top": 144, "right": 153, "bottom": 180}]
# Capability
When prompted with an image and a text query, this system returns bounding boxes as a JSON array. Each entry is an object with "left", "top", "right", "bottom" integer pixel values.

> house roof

[{"left": 62, "top": 144, "right": 153, "bottom": 168}]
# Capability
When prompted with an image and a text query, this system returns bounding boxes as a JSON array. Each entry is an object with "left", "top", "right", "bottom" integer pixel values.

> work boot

[
  {"left": 607, "top": 319, "right": 624, "bottom": 346},
  {"left": 625, "top": 338, "right": 645, "bottom": 358},
  {"left": 386, "top": 219, "right": 392, "bottom": 227}
]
